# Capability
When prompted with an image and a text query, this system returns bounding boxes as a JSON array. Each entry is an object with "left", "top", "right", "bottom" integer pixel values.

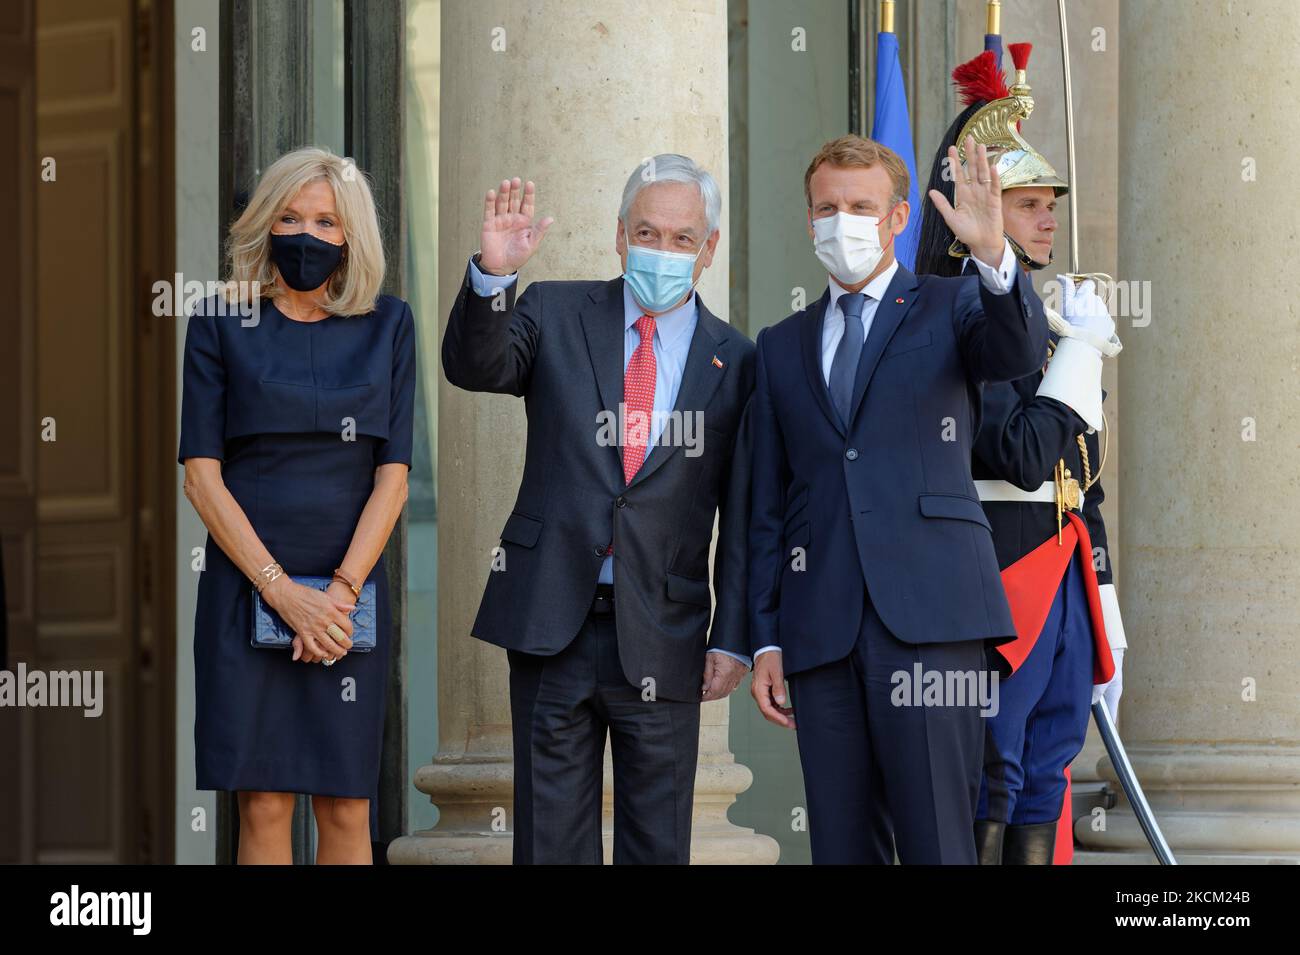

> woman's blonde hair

[{"left": 224, "top": 146, "right": 385, "bottom": 316}]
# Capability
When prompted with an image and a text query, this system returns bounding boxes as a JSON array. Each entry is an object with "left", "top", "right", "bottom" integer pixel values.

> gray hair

[{"left": 618, "top": 153, "right": 721, "bottom": 235}]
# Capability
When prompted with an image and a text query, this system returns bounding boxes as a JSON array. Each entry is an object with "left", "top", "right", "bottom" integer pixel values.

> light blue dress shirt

[{"left": 468, "top": 255, "right": 750, "bottom": 668}]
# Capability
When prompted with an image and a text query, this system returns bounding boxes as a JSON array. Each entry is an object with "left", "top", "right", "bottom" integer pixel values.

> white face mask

[{"left": 812, "top": 208, "right": 895, "bottom": 285}]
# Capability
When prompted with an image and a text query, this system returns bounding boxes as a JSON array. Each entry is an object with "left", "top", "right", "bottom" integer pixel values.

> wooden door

[
  {"left": 21, "top": 0, "right": 173, "bottom": 864},
  {"left": 0, "top": 0, "right": 37, "bottom": 866}
]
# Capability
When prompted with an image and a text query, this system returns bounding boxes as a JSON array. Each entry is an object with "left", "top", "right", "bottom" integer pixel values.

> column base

[
  {"left": 389, "top": 746, "right": 780, "bottom": 865},
  {"left": 1076, "top": 849, "right": 1300, "bottom": 865},
  {"left": 1073, "top": 743, "right": 1300, "bottom": 864},
  {"left": 387, "top": 755, "right": 515, "bottom": 865}
]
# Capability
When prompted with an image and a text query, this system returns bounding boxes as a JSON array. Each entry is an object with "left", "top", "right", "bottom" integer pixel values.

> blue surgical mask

[{"left": 623, "top": 241, "right": 703, "bottom": 313}]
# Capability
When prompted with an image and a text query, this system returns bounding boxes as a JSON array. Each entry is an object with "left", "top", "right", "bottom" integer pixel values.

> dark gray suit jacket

[{"left": 442, "top": 260, "right": 755, "bottom": 702}]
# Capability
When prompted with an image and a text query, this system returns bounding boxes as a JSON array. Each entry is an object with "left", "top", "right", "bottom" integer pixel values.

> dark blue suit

[{"left": 749, "top": 264, "right": 1048, "bottom": 863}]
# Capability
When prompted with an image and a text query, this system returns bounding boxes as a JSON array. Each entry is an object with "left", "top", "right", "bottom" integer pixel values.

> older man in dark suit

[{"left": 442, "top": 156, "right": 754, "bottom": 864}]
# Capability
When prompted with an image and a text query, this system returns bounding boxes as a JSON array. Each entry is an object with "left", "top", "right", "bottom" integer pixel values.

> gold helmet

[
  {"left": 945, "top": 43, "right": 1066, "bottom": 270},
  {"left": 956, "top": 43, "right": 1067, "bottom": 196}
]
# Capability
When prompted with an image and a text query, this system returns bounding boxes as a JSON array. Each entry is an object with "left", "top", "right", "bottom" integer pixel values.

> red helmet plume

[
  {"left": 951, "top": 50, "right": 1008, "bottom": 107},
  {"left": 1008, "top": 42, "right": 1032, "bottom": 73}
]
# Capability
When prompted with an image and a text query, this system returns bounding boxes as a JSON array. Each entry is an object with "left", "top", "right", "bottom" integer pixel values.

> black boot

[
  {"left": 1003, "top": 821, "right": 1058, "bottom": 865},
  {"left": 974, "top": 819, "right": 1006, "bottom": 865}
]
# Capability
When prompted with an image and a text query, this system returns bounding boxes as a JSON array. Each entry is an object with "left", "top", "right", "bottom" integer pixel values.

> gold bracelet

[
  {"left": 332, "top": 567, "right": 361, "bottom": 600},
  {"left": 253, "top": 561, "right": 284, "bottom": 594}
]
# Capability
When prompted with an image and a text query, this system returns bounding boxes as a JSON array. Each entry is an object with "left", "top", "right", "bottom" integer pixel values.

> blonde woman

[{"left": 179, "top": 147, "right": 414, "bottom": 864}]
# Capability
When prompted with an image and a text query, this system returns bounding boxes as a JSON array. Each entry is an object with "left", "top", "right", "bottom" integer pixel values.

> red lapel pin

[
  {"left": 895, "top": 297, "right": 905, "bottom": 304},
  {"left": 712, "top": 355, "right": 724, "bottom": 369}
]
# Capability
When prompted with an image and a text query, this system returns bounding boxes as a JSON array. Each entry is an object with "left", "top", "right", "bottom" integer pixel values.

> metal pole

[
  {"left": 1092, "top": 702, "right": 1178, "bottom": 865},
  {"left": 1057, "top": 0, "right": 1079, "bottom": 275},
  {"left": 849, "top": 0, "right": 864, "bottom": 133}
]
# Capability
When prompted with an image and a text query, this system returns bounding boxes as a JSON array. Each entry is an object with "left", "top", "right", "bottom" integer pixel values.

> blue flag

[
  {"left": 984, "top": 33, "right": 1004, "bottom": 68},
  {"left": 871, "top": 31, "right": 921, "bottom": 270}
]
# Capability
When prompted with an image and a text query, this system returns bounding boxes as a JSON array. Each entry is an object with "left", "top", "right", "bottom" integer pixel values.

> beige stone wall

[
  {"left": 1079, "top": 0, "right": 1300, "bottom": 861},
  {"left": 1117, "top": 0, "right": 1299, "bottom": 747}
]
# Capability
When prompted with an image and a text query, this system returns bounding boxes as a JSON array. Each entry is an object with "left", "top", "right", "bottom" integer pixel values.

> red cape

[{"left": 995, "top": 509, "right": 1115, "bottom": 685}]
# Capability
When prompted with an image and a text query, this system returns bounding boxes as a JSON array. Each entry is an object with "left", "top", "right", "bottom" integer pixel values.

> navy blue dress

[{"left": 178, "top": 293, "right": 416, "bottom": 844}]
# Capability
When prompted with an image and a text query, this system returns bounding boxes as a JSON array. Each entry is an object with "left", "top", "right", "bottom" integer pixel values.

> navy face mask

[{"left": 268, "top": 231, "right": 345, "bottom": 291}]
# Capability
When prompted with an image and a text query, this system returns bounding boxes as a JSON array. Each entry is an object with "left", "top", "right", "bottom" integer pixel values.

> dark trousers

[
  {"left": 788, "top": 592, "right": 988, "bottom": 864},
  {"left": 978, "top": 553, "right": 1093, "bottom": 825},
  {"left": 507, "top": 597, "right": 701, "bottom": 864}
]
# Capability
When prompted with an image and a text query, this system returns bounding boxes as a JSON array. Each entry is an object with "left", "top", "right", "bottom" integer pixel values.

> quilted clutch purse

[{"left": 251, "top": 575, "right": 377, "bottom": 652}]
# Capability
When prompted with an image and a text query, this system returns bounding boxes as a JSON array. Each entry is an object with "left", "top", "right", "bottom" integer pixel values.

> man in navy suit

[{"left": 747, "top": 134, "right": 1049, "bottom": 864}]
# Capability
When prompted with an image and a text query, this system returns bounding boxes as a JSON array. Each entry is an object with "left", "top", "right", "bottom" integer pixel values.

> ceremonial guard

[{"left": 916, "top": 43, "right": 1127, "bottom": 864}]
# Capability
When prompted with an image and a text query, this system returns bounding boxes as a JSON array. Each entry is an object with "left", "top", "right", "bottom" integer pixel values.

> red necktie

[{"left": 622, "top": 313, "right": 657, "bottom": 484}]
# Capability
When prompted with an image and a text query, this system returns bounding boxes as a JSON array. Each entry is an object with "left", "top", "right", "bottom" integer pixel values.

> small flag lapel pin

[
  {"left": 895, "top": 297, "right": 905, "bottom": 304},
  {"left": 712, "top": 355, "right": 724, "bottom": 369}
]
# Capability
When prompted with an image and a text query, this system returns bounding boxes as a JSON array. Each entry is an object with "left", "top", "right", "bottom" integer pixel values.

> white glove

[
  {"left": 1091, "top": 647, "right": 1124, "bottom": 722},
  {"left": 1061, "top": 277, "right": 1114, "bottom": 340},
  {"left": 1057, "top": 277, "right": 1120, "bottom": 357}
]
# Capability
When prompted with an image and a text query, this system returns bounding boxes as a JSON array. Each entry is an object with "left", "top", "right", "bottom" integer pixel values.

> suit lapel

[
  {"left": 579, "top": 278, "right": 629, "bottom": 475},
  {"left": 800, "top": 289, "right": 844, "bottom": 436},
  {"left": 846, "top": 265, "right": 919, "bottom": 429}
]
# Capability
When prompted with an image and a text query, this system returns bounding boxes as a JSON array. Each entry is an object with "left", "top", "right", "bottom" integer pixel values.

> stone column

[
  {"left": 1075, "top": 0, "right": 1300, "bottom": 863},
  {"left": 388, "top": 0, "right": 778, "bottom": 865}
]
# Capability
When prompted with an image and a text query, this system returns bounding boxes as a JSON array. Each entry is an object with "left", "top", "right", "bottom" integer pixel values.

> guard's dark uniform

[
  {"left": 972, "top": 340, "right": 1114, "bottom": 860},
  {"left": 915, "top": 43, "right": 1123, "bottom": 864}
]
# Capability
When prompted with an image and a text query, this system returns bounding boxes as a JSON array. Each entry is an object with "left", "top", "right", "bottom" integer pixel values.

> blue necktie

[{"left": 828, "top": 292, "right": 867, "bottom": 426}]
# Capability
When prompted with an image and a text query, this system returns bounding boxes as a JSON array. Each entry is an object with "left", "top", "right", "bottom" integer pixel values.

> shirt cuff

[
  {"left": 753, "top": 645, "right": 781, "bottom": 659},
  {"left": 468, "top": 253, "right": 518, "bottom": 297},
  {"left": 707, "top": 648, "right": 752, "bottom": 669},
  {"left": 969, "top": 239, "right": 1016, "bottom": 295}
]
